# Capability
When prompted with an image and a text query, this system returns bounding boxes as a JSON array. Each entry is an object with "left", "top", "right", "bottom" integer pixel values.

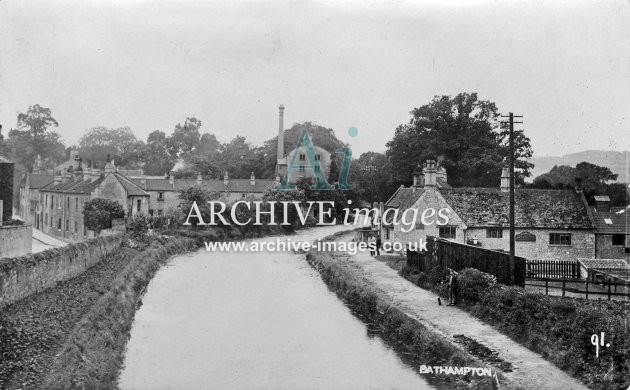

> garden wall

[{"left": 0, "top": 235, "right": 123, "bottom": 309}]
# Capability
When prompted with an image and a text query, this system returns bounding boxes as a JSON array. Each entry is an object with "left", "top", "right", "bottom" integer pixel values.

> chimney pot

[
  {"left": 250, "top": 172, "right": 255, "bottom": 186},
  {"left": 423, "top": 160, "right": 437, "bottom": 187}
]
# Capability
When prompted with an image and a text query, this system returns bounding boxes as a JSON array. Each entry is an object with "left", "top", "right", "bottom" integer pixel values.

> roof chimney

[
  {"left": 277, "top": 105, "right": 285, "bottom": 161},
  {"left": 250, "top": 172, "right": 255, "bottom": 186},
  {"left": 224, "top": 171, "right": 229, "bottom": 186},
  {"left": 169, "top": 171, "right": 174, "bottom": 186},
  {"left": 423, "top": 160, "right": 437, "bottom": 187},
  {"left": 54, "top": 170, "right": 62, "bottom": 184},
  {"left": 196, "top": 172, "right": 202, "bottom": 186},
  {"left": 594, "top": 195, "right": 611, "bottom": 212},
  {"left": 500, "top": 167, "right": 510, "bottom": 192},
  {"left": 412, "top": 164, "right": 424, "bottom": 188},
  {"left": 437, "top": 165, "right": 447, "bottom": 184},
  {"left": 140, "top": 171, "right": 147, "bottom": 187}
]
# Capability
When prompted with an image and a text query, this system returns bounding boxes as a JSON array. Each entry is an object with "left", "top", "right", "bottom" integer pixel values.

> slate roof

[
  {"left": 112, "top": 173, "right": 149, "bottom": 197},
  {"left": 439, "top": 188, "right": 593, "bottom": 229},
  {"left": 130, "top": 178, "right": 275, "bottom": 193},
  {"left": 578, "top": 259, "right": 630, "bottom": 270},
  {"left": 591, "top": 206, "right": 630, "bottom": 234},
  {"left": 386, "top": 187, "right": 425, "bottom": 210},
  {"left": 29, "top": 174, "right": 54, "bottom": 189},
  {"left": 40, "top": 176, "right": 106, "bottom": 194}
]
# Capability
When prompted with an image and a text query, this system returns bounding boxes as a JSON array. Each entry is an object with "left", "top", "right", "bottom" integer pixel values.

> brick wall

[
  {"left": 0, "top": 224, "right": 32, "bottom": 258},
  {"left": 0, "top": 235, "right": 122, "bottom": 309}
]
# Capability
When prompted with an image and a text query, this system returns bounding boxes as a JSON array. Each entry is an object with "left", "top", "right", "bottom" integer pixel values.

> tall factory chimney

[{"left": 277, "top": 105, "right": 285, "bottom": 160}]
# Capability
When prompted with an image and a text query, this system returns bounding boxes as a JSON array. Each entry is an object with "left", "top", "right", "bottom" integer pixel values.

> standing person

[
  {"left": 375, "top": 235, "right": 382, "bottom": 256},
  {"left": 447, "top": 268, "right": 459, "bottom": 306},
  {"left": 368, "top": 235, "right": 376, "bottom": 256}
]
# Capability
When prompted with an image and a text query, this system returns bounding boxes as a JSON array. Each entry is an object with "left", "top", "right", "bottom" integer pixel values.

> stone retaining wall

[{"left": 0, "top": 235, "right": 123, "bottom": 309}]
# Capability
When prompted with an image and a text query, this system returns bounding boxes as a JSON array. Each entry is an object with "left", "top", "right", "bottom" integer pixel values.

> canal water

[{"left": 118, "top": 226, "right": 438, "bottom": 390}]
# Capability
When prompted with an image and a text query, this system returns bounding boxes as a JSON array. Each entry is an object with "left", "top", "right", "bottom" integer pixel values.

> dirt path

[{"left": 339, "top": 237, "right": 588, "bottom": 390}]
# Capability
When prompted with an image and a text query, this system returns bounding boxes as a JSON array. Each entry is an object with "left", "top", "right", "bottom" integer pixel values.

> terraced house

[
  {"left": 38, "top": 161, "right": 149, "bottom": 242},
  {"left": 382, "top": 160, "right": 596, "bottom": 261}
]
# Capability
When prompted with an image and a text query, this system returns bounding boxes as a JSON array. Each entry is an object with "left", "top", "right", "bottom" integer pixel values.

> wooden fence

[
  {"left": 407, "top": 236, "right": 526, "bottom": 286},
  {"left": 526, "top": 260, "right": 580, "bottom": 279}
]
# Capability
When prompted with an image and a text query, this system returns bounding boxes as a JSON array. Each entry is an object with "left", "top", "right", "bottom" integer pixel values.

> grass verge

[{"left": 306, "top": 235, "right": 517, "bottom": 390}]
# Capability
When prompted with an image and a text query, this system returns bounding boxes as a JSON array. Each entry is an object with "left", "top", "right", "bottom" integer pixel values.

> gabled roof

[
  {"left": 112, "top": 173, "right": 149, "bottom": 197},
  {"left": 385, "top": 187, "right": 425, "bottom": 210},
  {"left": 591, "top": 206, "right": 630, "bottom": 234},
  {"left": 439, "top": 188, "right": 593, "bottom": 229}
]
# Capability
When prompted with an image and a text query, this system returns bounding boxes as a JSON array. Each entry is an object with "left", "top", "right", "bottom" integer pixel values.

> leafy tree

[
  {"left": 142, "top": 130, "right": 175, "bottom": 175},
  {"left": 386, "top": 93, "right": 533, "bottom": 187},
  {"left": 349, "top": 152, "right": 396, "bottom": 203},
  {"left": 530, "top": 161, "right": 626, "bottom": 206},
  {"left": 167, "top": 117, "right": 203, "bottom": 160},
  {"left": 257, "top": 122, "right": 348, "bottom": 179},
  {"left": 178, "top": 186, "right": 222, "bottom": 227},
  {"left": 83, "top": 198, "right": 125, "bottom": 233},
  {"left": 17, "top": 104, "right": 58, "bottom": 139},
  {"left": 78, "top": 126, "right": 144, "bottom": 168},
  {"left": 127, "top": 213, "right": 150, "bottom": 240}
]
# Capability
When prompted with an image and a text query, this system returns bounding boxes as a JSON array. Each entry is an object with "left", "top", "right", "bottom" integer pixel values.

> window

[
  {"left": 242, "top": 193, "right": 246, "bottom": 198},
  {"left": 57, "top": 218, "right": 61, "bottom": 230},
  {"left": 612, "top": 234, "right": 626, "bottom": 246},
  {"left": 299, "top": 165, "right": 305, "bottom": 172},
  {"left": 549, "top": 233, "right": 572, "bottom": 246},
  {"left": 316, "top": 154, "right": 321, "bottom": 161},
  {"left": 486, "top": 228, "right": 503, "bottom": 238},
  {"left": 157, "top": 209, "right": 163, "bottom": 216},
  {"left": 65, "top": 220, "right": 69, "bottom": 231},
  {"left": 314, "top": 165, "right": 320, "bottom": 172},
  {"left": 50, "top": 195, "right": 54, "bottom": 209},
  {"left": 137, "top": 199, "right": 142, "bottom": 212},
  {"left": 74, "top": 221, "right": 78, "bottom": 233},
  {"left": 45, "top": 214, "right": 48, "bottom": 226},
  {"left": 67, "top": 197, "right": 70, "bottom": 209},
  {"left": 299, "top": 153, "right": 306, "bottom": 161},
  {"left": 75, "top": 198, "right": 78, "bottom": 210},
  {"left": 158, "top": 192, "right": 164, "bottom": 201},
  {"left": 439, "top": 226, "right": 456, "bottom": 239}
]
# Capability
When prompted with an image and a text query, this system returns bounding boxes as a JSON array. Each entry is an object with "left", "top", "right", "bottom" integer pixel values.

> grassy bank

[
  {"left": 400, "top": 266, "right": 630, "bottom": 390},
  {"left": 40, "top": 236, "right": 197, "bottom": 388},
  {"left": 36, "top": 224, "right": 295, "bottom": 388},
  {"left": 306, "top": 234, "right": 512, "bottom": 390}
]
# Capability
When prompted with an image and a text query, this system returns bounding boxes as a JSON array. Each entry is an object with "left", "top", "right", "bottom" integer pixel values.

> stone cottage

[{"left": 382, "top": 160, "right": 595, "bottom": 261}]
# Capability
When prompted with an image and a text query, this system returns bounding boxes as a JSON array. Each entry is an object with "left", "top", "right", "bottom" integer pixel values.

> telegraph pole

[{"left": 501, "top": 112, "right": 523, "bottom": 285}]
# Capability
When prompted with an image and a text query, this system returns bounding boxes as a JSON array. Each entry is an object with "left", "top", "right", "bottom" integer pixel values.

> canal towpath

[{"left": 335, "top": 234, "right": 588, "bottom": 390}]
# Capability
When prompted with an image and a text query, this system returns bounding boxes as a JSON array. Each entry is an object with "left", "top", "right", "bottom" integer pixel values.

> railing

[
  {"left": 526, "top": 260, "right": 580, "bottom": 279},
  {"left": 526, "top": 277, "right": 630, "bottom": 300}
]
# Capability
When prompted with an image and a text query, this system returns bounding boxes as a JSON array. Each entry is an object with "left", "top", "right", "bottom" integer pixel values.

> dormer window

[{"left": 158, "top": 192, "right": 164, "bottom": 201}]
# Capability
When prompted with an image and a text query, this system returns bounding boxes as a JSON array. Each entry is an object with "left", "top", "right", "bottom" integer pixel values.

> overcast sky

[{"left": 1, "top": 0, "right": 628, "bottom": 158}]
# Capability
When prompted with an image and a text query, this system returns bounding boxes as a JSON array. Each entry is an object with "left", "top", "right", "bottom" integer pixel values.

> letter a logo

[{"left": 274, "top": 130, "right": 334, "bottom": 190}]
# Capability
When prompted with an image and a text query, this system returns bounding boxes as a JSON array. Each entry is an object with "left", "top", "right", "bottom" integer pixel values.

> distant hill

[{"left": 528, "top": 150, "right": 630, "bottom": 182}]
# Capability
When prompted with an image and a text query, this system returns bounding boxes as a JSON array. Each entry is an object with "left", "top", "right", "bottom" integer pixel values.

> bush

[
  {"left": 127, "top": 213, "right": 150, "bottom": 240},
  {"left": 83, "top": 198, "right": 125, "bottom": 233},
  {"left": 456, "top": 268, "right": 497, "bottom": 302}
]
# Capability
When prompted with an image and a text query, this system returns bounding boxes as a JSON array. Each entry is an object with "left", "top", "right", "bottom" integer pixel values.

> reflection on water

[{"left": 118, "top": 226, "right": 438, "bottom": 390}]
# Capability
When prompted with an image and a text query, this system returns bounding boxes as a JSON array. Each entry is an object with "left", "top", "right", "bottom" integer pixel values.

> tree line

[{"left": 1, "top": 95, "right": 626, "bottom": 206}]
